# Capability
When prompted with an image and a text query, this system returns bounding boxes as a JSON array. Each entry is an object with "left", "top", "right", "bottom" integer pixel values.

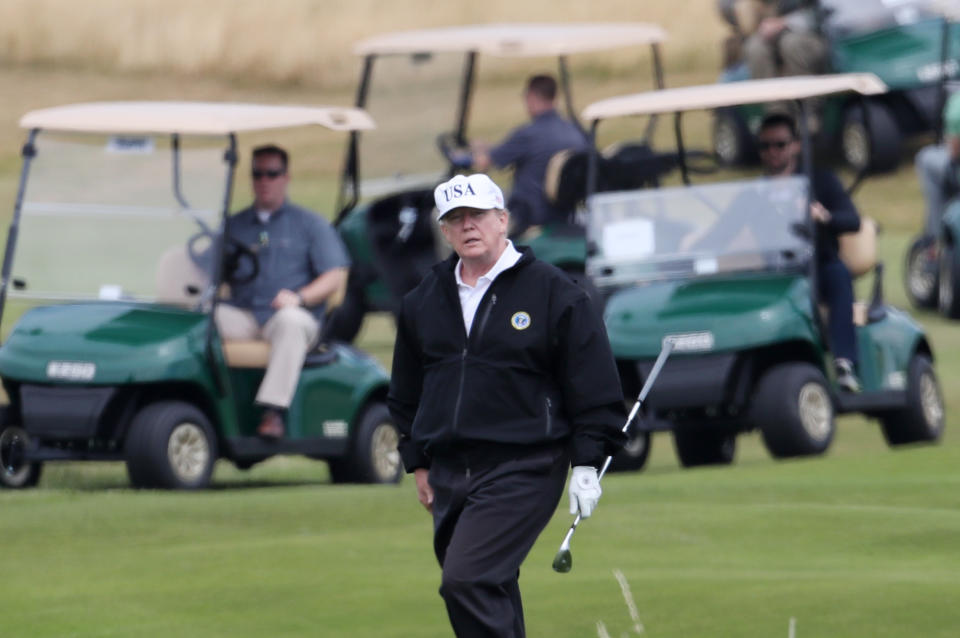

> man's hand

[
  {"left": 758, "top": 16, "right": 786, "bottom": 41},
  {"left": 568, "top": 466, "right": 602, "bottom": 518},
  {"left": 271, "top": 288, "right": 302, "bottom": 309},
  {"left": 810, "top": 201, "right": 832, "bottom": 224},
  {"left": 414, "top": 468, "right": 434, "bottom": 513}
]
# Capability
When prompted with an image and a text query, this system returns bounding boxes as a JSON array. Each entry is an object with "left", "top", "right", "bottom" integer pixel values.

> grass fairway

[{"left": 2, "top": 423, "right": 958, "bottom": 637}]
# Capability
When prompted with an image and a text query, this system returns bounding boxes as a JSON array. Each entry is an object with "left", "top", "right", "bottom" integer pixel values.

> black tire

[
  {"left": 125, "top": 401, "right": 218, "bottom": 490},
  {"left": 0, "top": 426, "right": 42, "bottom": 489},
  {"left": 937, "top": 242, "right": 960, "bottom": 318},
  {"left": 880, "top": 355, "right": 945, "bottom": 445},
  {"left": 841, "top": 101, "right": 901, "bottom": 173},
  {"left": 713, "top": 108, "right": 757, "bottom": 167},
  {"left": 904, "top": 235, "right": 939, "bottom": 309},
  {"left": 672, "top": 425, "right": 736, "bottom": 468},
  {"left": 329, "top": 403, "right": 401, "bottom": 484},
  {"left": 752, "top": 363, "right": 835, "bottom": 458},
  {"left": 233, "top": 458, "right": 264, "bottom": 471},
  {"left": 607, "top": 428, "right": 651, "bottom": 473},
  {"left": 323, "top": 286, "right": 367, "bottom": 343}
]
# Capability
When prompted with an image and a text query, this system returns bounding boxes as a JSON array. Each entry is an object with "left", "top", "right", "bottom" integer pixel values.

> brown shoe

[{"left": 257, "top": 409, "right": 285, "bottom": 439}]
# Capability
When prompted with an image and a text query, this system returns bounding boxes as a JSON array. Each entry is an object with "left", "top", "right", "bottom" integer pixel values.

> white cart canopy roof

[
  {"left": 583, "top": 74, "right": 888, "bottom": 122},
  {"left": 930, "top": 0, "right": 960, "bottom": 19},
  {"left": 355, "top": 22, "right": 666, "bottom": 57},
  {"left": 19, "top": 102, "right": 376, "bottom": 135}
]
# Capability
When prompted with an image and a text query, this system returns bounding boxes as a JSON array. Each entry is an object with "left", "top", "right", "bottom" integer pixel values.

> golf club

[{"left": 552, "top": 336, "right": 676, "bottom": 573}]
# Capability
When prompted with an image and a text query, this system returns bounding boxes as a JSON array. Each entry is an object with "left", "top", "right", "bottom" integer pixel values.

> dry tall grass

[{"left": 0, "top": 0, "right": 726, "bottom": 89}]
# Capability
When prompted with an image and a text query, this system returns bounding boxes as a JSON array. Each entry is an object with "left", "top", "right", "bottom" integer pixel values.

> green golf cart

[
  {"left": 0, "top": 102, "right": 401, "bottom": 490},
  {"left": 715, "top": 0, "right": 960, "bottom": 172},
  {"left": 327, "top": 22, "right": 668, "bottom": 341},
  {"left": 581, "top": 74, "right": 945, "bottom": 469}
]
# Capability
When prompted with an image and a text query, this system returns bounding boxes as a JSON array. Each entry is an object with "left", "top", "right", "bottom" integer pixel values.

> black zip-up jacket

[
  {"left": 807, "top": 169, "right": 861, "bottom": 263},
  {"left": 388, "top": 246, "right": 627, "bottom": 472}
]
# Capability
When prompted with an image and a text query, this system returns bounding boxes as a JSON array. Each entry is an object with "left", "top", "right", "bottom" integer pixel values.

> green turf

[{"left": 2, "top": 420, "right": 958, "bottom": 637}]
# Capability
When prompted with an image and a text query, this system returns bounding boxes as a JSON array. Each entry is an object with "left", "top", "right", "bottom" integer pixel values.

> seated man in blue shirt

[
  {"left": 216, "top": 145, "right": 350, "bottom": 438},
  {"left": 470, "top": 74, "right": 588, "bottom": 232}
]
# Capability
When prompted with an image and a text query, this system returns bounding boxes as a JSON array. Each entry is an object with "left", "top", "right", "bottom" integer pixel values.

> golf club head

[{"left": 552, "top": 548, "right": 572, "bottom": 573}]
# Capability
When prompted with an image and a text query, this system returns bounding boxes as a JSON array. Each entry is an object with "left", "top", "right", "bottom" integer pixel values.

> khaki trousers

[
  {"left": 743, "top": 30, "right": 828, "bottom": 79},
  {"left": 744, "top": 30, "right": 829, "bottom": 129},
  {"left": 215, "top": 304, "right": 320, "bottom": 409}
]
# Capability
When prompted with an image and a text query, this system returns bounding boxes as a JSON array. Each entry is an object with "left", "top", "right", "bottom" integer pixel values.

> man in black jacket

[
  {"left": 388, "top": 173, "right": 626, "bottom": 637},
  {"left": 757, "top": 113, "right": 861, "bottom": 391}
]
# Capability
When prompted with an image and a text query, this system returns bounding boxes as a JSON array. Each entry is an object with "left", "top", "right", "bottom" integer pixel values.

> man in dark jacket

[
  {"left": 388, "top": 173, "right": 626, "bottom": 637},
  {"left": 757, "top": 113, "right": 862, "bottom": 391}
]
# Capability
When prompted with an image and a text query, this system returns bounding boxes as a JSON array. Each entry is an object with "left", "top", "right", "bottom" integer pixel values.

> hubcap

[
  {"left": 714, "top": 120, "right": 738, "bottom": 163},
  {"left": 798, "top": 382, "right": 832, "bottom": 442},
  {"left": 622, "top": 431, "right": 647, "bottom": 457},
  {"left": 0, "top": 426, "right": 30, "bottom": 484},
  {"left": 371, "top": 421, "right": 400, "bottom": 481},
  {"left": 842, "top": 123, "right": 869, "bottom": 170},
  {"left": 167, "top": 422, "right": 210, "bottom": 483},
  {"left": 919, "top": 372, "right": 945, "bottom": 430},
  {"left": 908, "top": 249, "right": 936, "bottom": 301}
]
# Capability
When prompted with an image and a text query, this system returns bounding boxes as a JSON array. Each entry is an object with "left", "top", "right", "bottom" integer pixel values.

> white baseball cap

[{"left": 434, "top": 173, "right": 505, "bottom": 220}]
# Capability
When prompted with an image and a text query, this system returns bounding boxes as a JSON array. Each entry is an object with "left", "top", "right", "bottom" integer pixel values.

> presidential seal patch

[{"left": 510, "top": 311, "right": 531, "bottom": 330}]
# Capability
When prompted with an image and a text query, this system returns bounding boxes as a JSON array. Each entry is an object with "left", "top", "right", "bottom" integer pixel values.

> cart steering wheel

[
  {"left": 187, "top": 231, "right": 260, "bottom": 286},
  {"left": 436, "top": 132, "right": 473, "bottom": 170}
]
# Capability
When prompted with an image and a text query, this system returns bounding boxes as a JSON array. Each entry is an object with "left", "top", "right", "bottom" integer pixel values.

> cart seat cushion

[
  {"left": 155, "top": 244, "right": 209, "bottom": 306},
  {"left": 838, "top": 217, "right": 878, "bottom": 279},
  {"left": 221, "top": 339, "right": 339, "bottom": 368},
  {"left": 222, "top": 340, "right": 271, "bottom": 368}
]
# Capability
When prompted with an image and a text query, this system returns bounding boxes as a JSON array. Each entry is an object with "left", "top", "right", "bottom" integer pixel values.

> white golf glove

[{"left": 568, "top": 466, "right": 602, "bottom": 518}]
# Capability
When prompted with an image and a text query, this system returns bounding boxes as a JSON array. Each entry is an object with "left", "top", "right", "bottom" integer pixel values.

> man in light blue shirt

[{"left": 217, "top": 145, "right": 350, "bottom": 438}]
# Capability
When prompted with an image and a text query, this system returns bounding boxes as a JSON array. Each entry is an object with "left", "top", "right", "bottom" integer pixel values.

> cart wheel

[
  {"left": 330, "top": 403, "right": 401, "bottom": 484},
  {"left": 904, "top": 235, "right": 939, "bottom": 309},
  {"left": 753, "top": 363, "right": 835, "bottom": 458},
  {"left": 672, "top": 425, "right": 736, "bottom": 468},
  {"left": 938, "top": 242, "right": 960, "bottom": 318},
  {"left": 125, "top": 401, "right": 218, "bottom": 490},
  {"left": 841, "top": 101, "right": 901, "bottom": 173},
  {"left": 713, "top": 108, "right": 757, "bottom": 167},
  {"left": 880, "top": 355, "right": 945, "bottom": 446},
  {"left": 607, "top": 429, "right": 651, "bottom": 473},
  {"left": 0, "top": 426, "right": 42, "bottom": 489}
]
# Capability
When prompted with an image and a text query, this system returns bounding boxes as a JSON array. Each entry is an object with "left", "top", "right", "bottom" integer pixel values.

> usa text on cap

[{"left": 434, "top": 174, "right": 505, "bottom": 220}]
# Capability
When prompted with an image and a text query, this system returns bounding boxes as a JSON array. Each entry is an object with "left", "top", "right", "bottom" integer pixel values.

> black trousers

[
  {"left": 818, "top": 257, "right": 858, "bottom": 365},
  {"left": 429, "top": 443, "right": 570, "bottom": 638}
]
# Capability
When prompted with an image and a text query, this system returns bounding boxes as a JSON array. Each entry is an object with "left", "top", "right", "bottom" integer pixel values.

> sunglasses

[
  {"left": 757, "top": 140, "right": 791, "bottom": 151},
  {"left": 252, "top": 169, "right": 285, "bottom": 180}
]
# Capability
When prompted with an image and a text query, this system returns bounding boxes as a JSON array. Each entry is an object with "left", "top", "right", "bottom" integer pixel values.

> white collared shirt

[{"left": 455, "top": 240, "right": 522, "bottom": 334}]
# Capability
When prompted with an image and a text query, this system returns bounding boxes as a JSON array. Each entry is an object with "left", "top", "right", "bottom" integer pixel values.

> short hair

[
  {"left": 252, "top": 144, "right": 289, "bottom": 171},
  {"left": 526, "top": 74, "right": 558, "bottom": 101},
  {"left": 758, "top": 113, "right": 798, "bottom": 140}
]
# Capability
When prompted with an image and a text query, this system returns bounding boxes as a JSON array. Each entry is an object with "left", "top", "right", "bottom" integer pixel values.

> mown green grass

[{"left": 3, "top": 422, "right": 959, "bottom": 638}]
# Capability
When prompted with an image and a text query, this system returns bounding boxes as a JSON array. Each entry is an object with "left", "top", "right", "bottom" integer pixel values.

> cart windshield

[
  {"left": 585, "top": 176, "right": 813, "bottom": 289},
  {"left": 10, "top": 132, "right": 226, "bottom": 308},
  {"left": 355, "top": 51, "right": 466, "bottom": 198}
]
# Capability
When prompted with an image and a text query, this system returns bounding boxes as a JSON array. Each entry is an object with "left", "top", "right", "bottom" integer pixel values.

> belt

[{"left": 430, "top": 440, "right": 564, "bottom": 471}]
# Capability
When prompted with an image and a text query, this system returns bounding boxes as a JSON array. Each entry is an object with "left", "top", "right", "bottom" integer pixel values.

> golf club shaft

[
  {"left": 557, "top": 338, "right": 675, "bottom": 544},
  {"left": 598, "top": 338, "right": 675, "bottom": 481}
]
